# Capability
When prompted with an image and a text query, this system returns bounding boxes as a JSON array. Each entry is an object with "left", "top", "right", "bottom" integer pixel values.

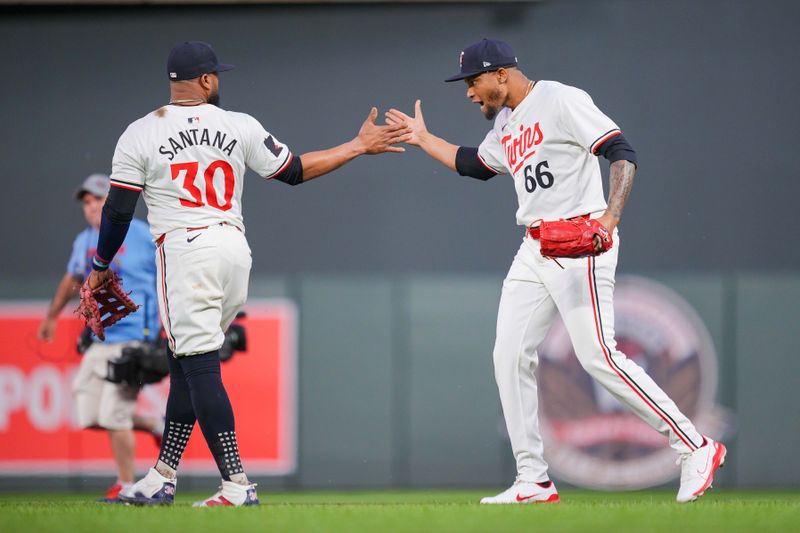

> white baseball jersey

[
  {"left": 483, "top": 82, "right": 706, "bottom": 488},
  {"left": 110, "top": 104, "right": 292, "bottom": 239},
  {"left": 478, "top": 81, "right": 621, "bottom": 226}
]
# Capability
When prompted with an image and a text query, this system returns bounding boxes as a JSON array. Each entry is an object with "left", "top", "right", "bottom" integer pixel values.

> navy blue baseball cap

[
  {"left": 444, "top": 39, "right": 518, "bottom": 82},
  {"left": 167, "top": 41, "right": 234, "bottom": 81}
]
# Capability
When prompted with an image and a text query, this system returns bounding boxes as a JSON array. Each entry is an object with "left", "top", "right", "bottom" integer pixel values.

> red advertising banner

[{"left": 0, "top": 300, "right": 296, "bottom": 475}]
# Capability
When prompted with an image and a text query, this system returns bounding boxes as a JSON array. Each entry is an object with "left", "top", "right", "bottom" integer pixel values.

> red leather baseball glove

[
  {"left": 538, "top": 218, "right": 613, "bottom": 259},
  {"left": 76, "top": 271, "right": 140, "bottom": 341}
]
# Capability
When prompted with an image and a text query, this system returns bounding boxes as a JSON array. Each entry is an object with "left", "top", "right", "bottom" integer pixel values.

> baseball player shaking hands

[
  {"left": 386, "top": 39, "right": 725, "bottom": 504},
  {"left": 86, "top": 41, "right": 411, "bottom": 507}
]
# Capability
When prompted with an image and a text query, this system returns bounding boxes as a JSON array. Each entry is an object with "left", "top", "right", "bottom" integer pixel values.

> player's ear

[
  {"left": 495, "top": 68, "right": 509, "bottom": 84},
  {"left": 198, "top": 73, "right": 212, "bottom": 90}
]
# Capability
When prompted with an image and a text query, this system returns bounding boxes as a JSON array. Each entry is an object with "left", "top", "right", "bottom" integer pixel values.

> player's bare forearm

[
  {"left": 416, "top": 131, "right": 459, "bottom": 172},
  {"left": 600, "top": 160, "right": 636, "bottom": 232},
  {"left": 299, "top": 107, "right": 410, "bottom": 182},
  {"left": 298, "top": 141, "right": 368, "bottom": 182}
]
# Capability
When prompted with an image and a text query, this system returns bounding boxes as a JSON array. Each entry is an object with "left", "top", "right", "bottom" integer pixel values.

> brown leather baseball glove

[
  {"left": 76, "top": 271, "right": 140, "bottom": 341},
  {"left": 538, "top": 218, "right": 613, "bottom": 259}
]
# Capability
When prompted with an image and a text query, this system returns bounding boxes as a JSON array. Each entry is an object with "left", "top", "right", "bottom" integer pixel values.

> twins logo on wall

[
  {"left": 538, "top": 276, "right": 734, "bottom": 490},
  {"left": 0, "top": 300, "right": 296, "bottom": 476}
]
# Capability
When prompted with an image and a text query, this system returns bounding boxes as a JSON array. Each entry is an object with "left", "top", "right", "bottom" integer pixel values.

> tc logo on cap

[{"left": 445, "top": 39, "right": 519, "bottom": 83}]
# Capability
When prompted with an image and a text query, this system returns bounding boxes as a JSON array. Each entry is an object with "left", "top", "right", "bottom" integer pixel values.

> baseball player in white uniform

[
  {"left": 386, "top": 39, "right": 726, "bottom": 504},
  {"left": 85, "top": 41, "right": 410, "bottom": 507}
]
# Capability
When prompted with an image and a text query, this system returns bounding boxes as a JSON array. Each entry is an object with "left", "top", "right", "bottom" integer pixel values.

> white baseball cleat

[
  {"left": 118, "top": 467, "right": 176, "bottom": 506},
  {"left": 676, "top": 436, "right": 727, "bottom": 503},
  {"left": 193, "top": 481, "right": 260, "bottom": 507},
  {"left": 480, "top": 479, "right": 560, "bottom": 504}
]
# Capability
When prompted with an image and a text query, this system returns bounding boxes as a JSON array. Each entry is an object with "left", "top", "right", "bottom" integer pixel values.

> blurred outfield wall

[
  {"left": 245, "top": 272, "right": 800, "bottom": 490},
  {"left": 1, "top": 272, "right": 798, "bottom": 491}
]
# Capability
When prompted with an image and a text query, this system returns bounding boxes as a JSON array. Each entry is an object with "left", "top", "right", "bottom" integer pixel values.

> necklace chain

[
  {"left": 169, "top": 98, "right": 204, "bottom": 105},
  {"left": 524, "top": 80, "right": 534, "bottom": 97}
]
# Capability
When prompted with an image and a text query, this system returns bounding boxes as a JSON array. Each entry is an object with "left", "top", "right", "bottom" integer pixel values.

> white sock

[
  {"left": 155, "top": 461, "right": 177, "bottom": 480},
  {"left": 229, "top": 472, "right": 249, "bottom": 486}
]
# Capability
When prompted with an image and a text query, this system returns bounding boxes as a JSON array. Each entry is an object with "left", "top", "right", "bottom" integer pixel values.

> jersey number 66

[{"left": 524, "top": 160, "right": 555, "bottom": 193}]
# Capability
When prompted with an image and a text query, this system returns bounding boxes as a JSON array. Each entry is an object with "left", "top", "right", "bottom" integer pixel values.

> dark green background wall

[{"left": 1, "top": 0, "right": 798, "bottom": 279}]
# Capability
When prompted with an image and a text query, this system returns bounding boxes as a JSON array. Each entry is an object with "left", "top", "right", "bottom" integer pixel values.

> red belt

[
  {"left": 156, "top": 221, "right": 241, "bottom": 246},
  {"left": 527, "top": 214, "right": 590, "bottom": 240},
  {"left": 186, "top": 221, "right": 241, "bottom": 232}
]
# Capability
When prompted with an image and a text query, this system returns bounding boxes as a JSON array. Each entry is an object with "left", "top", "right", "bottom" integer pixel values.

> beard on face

[
  {"left": 482, "top": 87, "right": 503, "bottom": 120},
  {"left": 208, "top": 89, "right": 220, "bottom": 107}
]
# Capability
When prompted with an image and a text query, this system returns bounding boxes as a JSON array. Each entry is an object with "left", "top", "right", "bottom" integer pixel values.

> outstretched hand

[
  {"left": 355, "top": 107, "right": 411, "bottom": 155},
  {"left": 385, "top": 100, "right": 427, "bottom": 146}
]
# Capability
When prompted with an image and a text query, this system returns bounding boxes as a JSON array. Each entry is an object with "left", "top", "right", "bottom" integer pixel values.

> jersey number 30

[
  {"left": 524, "top": 160, "right": 555, "bottom": 193},
  {"left": 170, "top": 161, "right": 235, "bottom": 211}
]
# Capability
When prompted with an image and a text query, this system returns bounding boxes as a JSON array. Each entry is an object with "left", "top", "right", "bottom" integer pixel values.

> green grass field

[{"left": 1, "top": 490, "right": 798, "bottom": 532}]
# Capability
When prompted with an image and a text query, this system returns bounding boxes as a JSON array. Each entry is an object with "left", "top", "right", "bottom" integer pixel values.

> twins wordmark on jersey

[
  {"left": 501, "top": 120, "right": 543, "bottom": 176},
  {"left": 109, "top": 104, "right": 293, "bottom": 239},
  {"left": 478, "top": 81, "right": 621, "bottom": 226}
]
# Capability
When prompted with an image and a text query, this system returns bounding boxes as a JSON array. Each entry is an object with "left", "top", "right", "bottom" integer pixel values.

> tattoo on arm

[{"left": 607, "top": 160, "right": 636, "bottom": 220}]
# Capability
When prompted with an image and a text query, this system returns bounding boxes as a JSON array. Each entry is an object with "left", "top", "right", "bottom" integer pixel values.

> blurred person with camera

[{"left": 37, "top": 173, "right": 163, "bottom": 503}]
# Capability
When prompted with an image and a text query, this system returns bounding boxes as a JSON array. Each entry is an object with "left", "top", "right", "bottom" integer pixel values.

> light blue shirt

[{"left": 67, "top": 219, "right": 159, "bottom": 343}]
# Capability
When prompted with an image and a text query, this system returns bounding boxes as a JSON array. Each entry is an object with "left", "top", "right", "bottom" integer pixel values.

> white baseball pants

[
  {"left": 155, "top": 222, "right": 251, "bottom": 356},
  {"left": 493, "top": 230, "right": 704, "bottom": 483}
]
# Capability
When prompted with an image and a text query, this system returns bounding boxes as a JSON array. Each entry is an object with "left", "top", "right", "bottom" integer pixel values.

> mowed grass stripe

[{"left": 1, "top": 490, "right": 798, "bottom": 533}]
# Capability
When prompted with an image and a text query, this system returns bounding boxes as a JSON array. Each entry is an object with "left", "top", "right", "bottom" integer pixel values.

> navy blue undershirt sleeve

[
  {"left": 273, "top": 156, "right": 304, "bottom": 186},
  {"left": 455, "top": 146, "right": 497, "bottom": 181},
  {"left": 596, "top": 133, "right": 638, "bottom": 168},
  {"left": 92, "top": 187, "right": 140, "bottom": 271}
]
